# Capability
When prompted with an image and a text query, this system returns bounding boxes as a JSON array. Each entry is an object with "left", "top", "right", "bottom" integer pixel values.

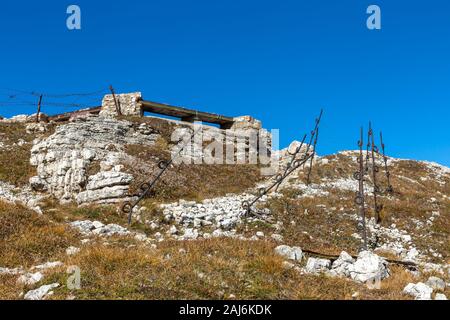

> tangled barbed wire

[{"left": 0, "top": 87, "right": 108, "bottom": 114}]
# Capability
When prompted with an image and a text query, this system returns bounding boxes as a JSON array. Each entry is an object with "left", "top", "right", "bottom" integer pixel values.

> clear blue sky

[{"left": 0, "top": 0, "right": 449, "bottom": 166}]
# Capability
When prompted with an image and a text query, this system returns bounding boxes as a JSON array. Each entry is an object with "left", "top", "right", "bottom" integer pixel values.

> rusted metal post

[
  {"left": 306, "top": 127, "right": 319, "bottom": 185},
  {"left": 36, "top": 94, "right": 43, "bottom": 123},
  {"left": 274, "top": 133, "right": 307, "bottom": 193},
  {"left": 369, "top": 122, "right": 382, "bottom": 224},
  {"left": 355, "top": 127, "right": 368, "bottom": 250},
  {"left": 380, "top": 131, "right": 393, "bottom": 193},
  {"left": 109, "top": 85, "right": 122, "bottom": 116},
  {"left": 242, "top": 109, "right": 323, "bottom": 219},
  {"left": 122, "top": 127, "right": 202, "bottom": 224}
]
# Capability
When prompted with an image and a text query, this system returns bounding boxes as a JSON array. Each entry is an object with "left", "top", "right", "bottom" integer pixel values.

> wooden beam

[
  {"left": 140, "top": 99, "right": 235, "bottom": 128},
  {"left": 47, "top": 106, "right": 102, "bottom": 122}
]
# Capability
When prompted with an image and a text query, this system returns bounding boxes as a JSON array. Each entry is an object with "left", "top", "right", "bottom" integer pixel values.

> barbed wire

[
  {"left": 0, "top": 87, "right": 107, "bottom": 113},
  {"left": 0, "top": 87, "right": 108, "bottom": 99}
]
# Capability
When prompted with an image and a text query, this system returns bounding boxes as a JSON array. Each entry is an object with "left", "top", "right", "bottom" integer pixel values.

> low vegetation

[{"left": 0, "top": 201, "right": 79, "bottom": 268}]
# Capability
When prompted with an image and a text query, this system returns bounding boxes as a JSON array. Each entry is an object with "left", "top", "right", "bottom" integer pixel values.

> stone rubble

[
  {"left": 16, "top": 272, "right": 43, "bottom": 286},
  {"left": 403, "top": 282, "right": 433, "bottom": 300},
  {"left": 425, "top": 276, "right": 446, "bottom": 291},
  {"left": 345, "top": 251, "right": 390, "bottom": 283},
  {"left": 0, "top": 181, "right": 45, "bottom": 213},
  {"left": 69, "top": 220, "right": 131, "bottom": 237},
  {"left": 31, "top": 261, "right": 63, "bottom": 272},
  {"left": 69, "top": 219, "right": 150, "bottom": 243},
  {"left": 274, "top": 245, "right": 303, "bottom": 261},
  {"left": 66, "top": 246, "right": 81, "bottom": 256},
  {"left": 299, "top": 250, "right": 390, "bottom": 284},
  {"left": 160, "top": 194, "right": 259, "bottom": 231},
  {"left": 435, "top": 293, "right": 447, "bottom": 300},
  {"left": 24, "top": 283, "right": 60, "bottom": 300},
  {"left": 0, "top": 267, "right": 24, "bottom": 276},
  {"left": 305, "top": 258, "right": 331, "bottom": 274}
]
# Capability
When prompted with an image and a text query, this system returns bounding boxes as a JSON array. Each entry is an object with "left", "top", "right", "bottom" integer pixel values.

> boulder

[
  {"left": 29, "top": 176, "right": 48, "bottom": 192},
  {"left": 76, "top": 185, "right": 129, "bottom": 204},
  {"left": 66, "top": 246, "right": 81, "bottom": 256},
  {"left": 305, "top": 258, "right": 331, "bottom": 273},
  {"left": 182, "top": 228, "right": 199, "bottom": 240},
  {"left": 435, "top": 293, "right": 447, "bottom": 300},
  {"left": 168, "top": 225, "right": 178, "bottom": 235},
  {"left": 17, "top": 272, "right": 43, "bottom": 286},
  {"left": 70, "top": 220, "right": 130, "bottom": 237},
  {"left": 0, "top": 267, "right": 24, "bottom": 275},
  {"left": 271, "top": 234, "right": 283, "bottom": 242},
  {"left": 31, "top": 261, "right": 63, "bottom": 271},
  {"left": 274, "top": 245, "right": 303, "bottom": 261},
  {"left": 348, "top": 251, "right": 389, "bottom": 283},
  {"left": 426, "top": 276, "right": 446, "bottom": 291},
  {"left": 29, "top": 116, "right": 159, "bottom": 203},
  {"left": 24, "top": 283, "right": 59, "bottom": 300},
  {"left": 329, "top": 251, "right": 355, "bottom": 277},
  {"left": 403, "top": 282, "right": 433, "bottom": 300},
  {"left": 85, "top": 171, "right": 133, "bottom": 191}
]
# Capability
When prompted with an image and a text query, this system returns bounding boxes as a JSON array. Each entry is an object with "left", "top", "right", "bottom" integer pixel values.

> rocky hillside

[{"left": 0, "top": 115, "right": 448, "bottom": 300}]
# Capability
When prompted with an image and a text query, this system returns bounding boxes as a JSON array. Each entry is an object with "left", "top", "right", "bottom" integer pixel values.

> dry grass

[
  {"left": 0, "top": 201, "right": 79, "bottom": 268},
  {"left": 276, "top": 153, "right": 450, "bottom": 262},
  {"left": 10, "top": 238, "right": 420, "bottom": 300},
  {"left": 0, "top": 123, "right": 35, "bottom": 186},
  {"left": 119, "top": 116, "right": 177, "bottom": 141},
  {"left": 43, "top": 238, "right": 371, "bottom": 300},
  {"left": 0, "top": 200, "right": 435, "bottom": 300},
  {"left": 0, "top": 122, "right": 57, "bottom": 186},
  {"left": 124, "top": 155, "right": 263, "bottom": 203}
]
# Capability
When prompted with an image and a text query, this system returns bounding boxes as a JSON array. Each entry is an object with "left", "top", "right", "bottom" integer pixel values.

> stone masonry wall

[{"left": 99, "top": 92, "right": 143, "bottom": 117}]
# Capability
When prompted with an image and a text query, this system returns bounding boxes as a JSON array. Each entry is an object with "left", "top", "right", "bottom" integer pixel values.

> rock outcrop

[
  {"left": 29, "top": 116, "right": 159, "bottom": 203},
  {"left": 274, "top": 245, "right": 303, "bottom": 261},
  {"left": 24, "top": 283, "right": 59, "bottom": 300},
  {"left": 403, "top": 282, "right": 433, "bottom": 300}
]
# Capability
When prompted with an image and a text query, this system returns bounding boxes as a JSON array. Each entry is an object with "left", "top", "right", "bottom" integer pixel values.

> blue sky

[{"left": 0, "top": 0, "right": 449, "bottom": 166}]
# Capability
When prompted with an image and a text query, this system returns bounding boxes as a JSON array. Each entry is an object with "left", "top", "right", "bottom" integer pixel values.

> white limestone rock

[
  {"left": 76, "top": 185, "right": 130, "bottom": 204},
  {"left": 274, "top": 245, "right": 303, "bottom": 261},
  {"left": 31, "top": 261, "right": 63, "bottom": 271},
  {"left": 182, "top": 228, "right": 199, "bottom": 240},
  {"left": 403, "top": 282, "right": 433, "bottom": 300},
  {"left": 0, "top": 267, "right": 24, "bottom": 276},
  {"left": 66, "top": 246, "right": 81, "bottom": 256},
  {"left": 329, "top": 251, "right": 355, "bottom": 277},
  {"left": 347, "top": 251, "right": 389, "bottom": 283},
  {"left": 29, "top": 116, "right": 158, "bottom": 203},
  {"left": 426, "top": 276, "right": 446, "bottom": 291},
  {"left": 17, "top": 272, "right": 43, "bottom": 286},
  {"left": 85, "top": 171, "right": 133, "bottom": 191},
  {"left": 305, "top": 258, "right": 331, "bottom": 273},
  {"left": 29, "top": 176, "right": 48, "bottom": 192},
  {"left": 435, "top": 293, "right": 447, "bottom": 300},
  {"left": 271, "top": 234, "right": 283, "bottom": 242},
  {"left": 168, "top": 225, "right": 178, "bottom": 235},
  {"left": 24, "top": 283, "right": 60, "bottom": 300},
  {"left": 70, "top": 220, "right": 130, "bottom": 237}
]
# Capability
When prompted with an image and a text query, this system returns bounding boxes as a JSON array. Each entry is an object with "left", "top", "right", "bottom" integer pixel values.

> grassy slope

[
  {"left": 0, "top": 119, "right": 449, "bottom": 300},
  {"left": 2, "top": 201, "right": 437, "bottom": 300}
]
